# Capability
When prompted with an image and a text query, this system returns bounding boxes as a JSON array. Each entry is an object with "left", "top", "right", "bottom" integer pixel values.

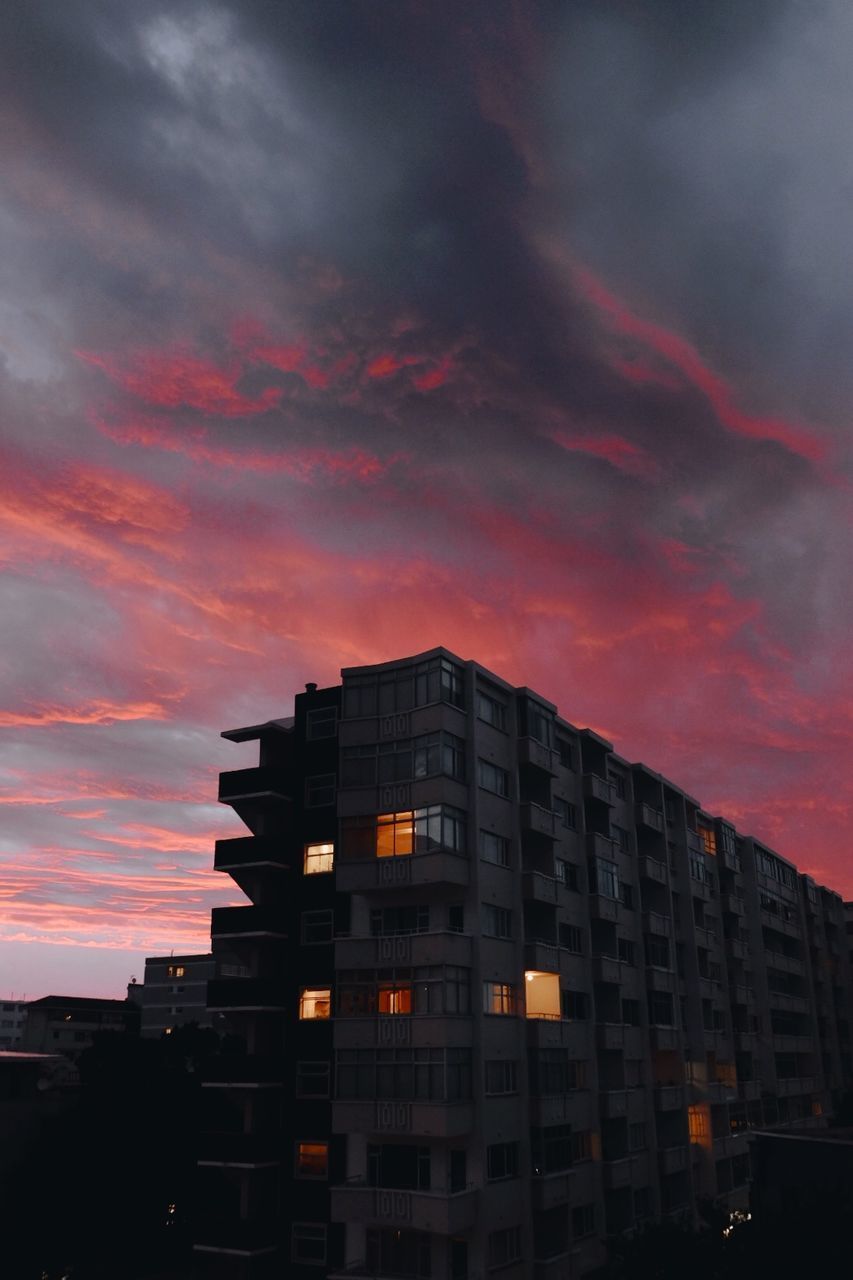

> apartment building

[
  {"left": 128, "top": 953, "right": 215, "bottom": 1038},
  {"left": 195, "top": 648, "right": 853, "bottom": 1280},
  {"left": 0, "top": 1000, "right": 27, "bottom": 1049},
  {"left": 21, "top": 995, "right": 138, "bottom": 1056}
]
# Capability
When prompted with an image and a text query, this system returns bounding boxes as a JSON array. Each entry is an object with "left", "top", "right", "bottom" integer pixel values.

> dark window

[
  {"left": 482, "top": 904, "right": 512, "bottom": 939},
  {"left": 556, "top": 737, "right": 575, "bottom": 770},
  {"left": 559, "top": 924, "right": 584, "bottom": 954},
  {"left": 561, "top": 990, "right": 589, "bottom": 1020},
  {"left": 301, "top": 910, "right": 334, "bottom": 945},
  {"left": 414, "top": 656, "right": 464, "bottom": 709},
  {"left": 371, "top": 905, "right": 430, "bottom": 936},
  {"left": 484, "top": 1059, "right": 518, "bottom": 1094},
  {"left": 292, "top": 1223, "right": 326, "bottom": 1265},
  {"left": 617, "top": 937, "right": 635, "bottom": 966},
  {"left": 306, "top": 773, "right": 336, "bottom": 807},
  {"left": 554, "top": 797, "right": 577, "bottom": 829},
  {"left": 531, "top": 1124, "right": 572, "bottom": 1175},
  {"left": 560, "top": 861, "right": 582, "bottom": 892},
  {"left": 448, "top": 904, "right": 464, "bottom": 933},
  {"left": 572, "top": 1205, "right": 595, "bottom": 1238},
  {"left": 486, "top": 1141, "right": 519, "bottom": 1181},
  {"left": 306, "top": 706, "right": 337, "bottom": 740},
  {"left": 478, "top": 759, "right": 509, "bottom": 797},
  {"left": 622, "top": 999, "right": 641, "bottom": 1026},
  {"left": 477, "top": 690, "right": 507, "bottom": 730},
  {"left": 487, "top": 1227, "right": 522, "bottom": 1269},
  {"left": 296, "top": 1061, "right": 330, "bottom": 1098},
  {"left": 480, "top": 829, "right": 510, "bottom": 867}
]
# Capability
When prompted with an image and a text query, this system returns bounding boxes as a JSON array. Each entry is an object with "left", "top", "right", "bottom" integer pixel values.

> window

[
  {"left": 572, "top": 1131, "right": 592, "bottom": 1162},
  {"left": 528, "top": 1050, "right": 585, "bottom": 1096},
  {"left": 485, "top": 1060, "right": 518, "bottom": 1094},
  {"left": 295, "top": 1141, "right": 329, "bottom": 1178},
  {"left": 296, "top": 1061, "right": 330, "bottom": 1097},
  {"left": 621, "top": 999, "right": 641, "bottom": 1026},
  {"left": 448, "top": 904, "right": 464, "bottom": 933},
  {"left": 413, "top": 731, "right": 466, "bottom": 781},
  {"left": 487, "top": 1141, "right": 519, "bottom": 1181},
  {"left": 608, "top": 769, "right": 627, "bottom": 799},
  {"left": 480, "top": 829, "right": 510, "bottom": 867},
  {"left": 304, "top": 841, "right": 334, "bottom": 874},
  {"left": 617, "top": 937, "right": 635, "bottom": 966},
  {"left": 377, "top": 811, "right": 415, "bottom": 857},
  {"left": 482, "top": 904, "right": 512, "bottom": 938},
  {"left": 647, "top": 992, "right": 674, "bottom": 1026},
  {"left": 306, "top": 774, "right": 336, "bottom": 807},
  {"left": 554, "top": 798, "right": 577, "bottom": 829},
  {"left": 523, "top": 703, "right": 554, "bottom": 746},
  {"left": 299, "top": 988, "right": 331, "bottom": 1020},
  {"left": 292, "top": 1223, "right": 327, "bottom": 1266},
  {"left": 478, "top": 759, "right": 509, "bottom": 797},
  {"left": 556, "top": 736, "right": 575, "bottom": 770},
  {"left": 531, "top": 1124, "right": 572, "bottom": 1174},
  {"left": 561, "top": 990, "right": 589, "bottom": 1020},
  {"left": 483, "top": 981, "right": 517, "bottom": 1015},
  {"left": 612, "top": 824, "right": 631, "bottom": 851},
  {"left": 620, "top": 883, "right": 634, "bottom": 909},
  {"left": 571, "top": 1205, "right": 595, "bottom": 1239},
  {"left": 645, "top": 933, "right": 670, "bottom": 969},
  {"left": 629, "top": 1123, "right": 646, "bottom": 1151},
  {"left": 559, "top": 924, "right": 583, "bottom": 954},
  {"left": 371, "top": 905, "right": 429, "bottom": 936},
  {"left": 477, "top": 690, "right": 507, "bottom": 730},
  {"left": 589, "top": 857, "right": 619, "bottom": 900},
  {"left": 306, "top": 706, "right": 337, "bottom": 740},
  {"left": 166, "top": 964, "right": 185, "bottom": 978},
  {"left": 525, "top": 971, "right": 561, "bottom": 1019},
  {"left": 336, "top": 1048, "right": 472, "bottom": 1102},
  {"left": 559, "top": 861, "right": 581, "bottom": 892},
  {"left": 301, "top": 910, "right": 334, "bottom": 944},
  {"left": 368, "top": 1144, "right": 431, "bottom": 1190},
  {"left": 487, "top": 1226, "right": 522, "bottom": 1270},
  {"left": 367, "top": 1229, "right": 432, "bottom": 1278},
  {"left": 377, "top": 983, "right": 413, "bottom": 1015},
  {"left": 697, "top": 822, "right": 716, "bottom": 855},
  {"left": 415, "top": 655, "right": 465, "bottom": 708},
  {"left": 688, "top": 1104, "right": 711, "bottom": 1145},
  {"left": 634, "top": 1187, "right": 652, "bottom": 1219}
]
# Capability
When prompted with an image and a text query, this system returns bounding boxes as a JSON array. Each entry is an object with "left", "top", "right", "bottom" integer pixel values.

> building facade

[
  {"left": 195, "top": 648, "right": 853, "bottom": 1279},
  {"left": 0, "top": 1000, "right": 27, "bottom": 1050},
  {"left": 128, "top": 953, "right": 216, "bottom": 1038},
  {"left": 21, "top": 996, "right": 137, "bottom": 1056}
]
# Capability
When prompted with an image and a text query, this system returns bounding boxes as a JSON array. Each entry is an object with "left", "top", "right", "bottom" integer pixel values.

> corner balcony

[
  {"left": 519, "top": 737, "right": 559, "bottom": 776},
  {"left": 332, "top": 1100, "right": 474, "bottom": 1138},
  {"left": 206, "top": 978, "right": 287, "bottom": 1013},
  {"left": 336, "top": 851, "right": 469, "bottom": 893},
  {"left": 213, "top": 836, "right": 290, "bottom": 874},
  {"left": 210, "top": 905, "right": 287, "bottom": 941},
  {"left": 330, "top": 1184, "right": 478, "bottom": 1234},
  {"left": 583, "top": 773, "right": 616, "bottom": 806},
  {"left": 531, "top": 1170, "right": 573, "bottom": 1210},
  {"left": 218, "top": 766, "right": 290, "bottom": 807},
  {"left": 635, "top": 802, "right": 665, "bottom": 833}
]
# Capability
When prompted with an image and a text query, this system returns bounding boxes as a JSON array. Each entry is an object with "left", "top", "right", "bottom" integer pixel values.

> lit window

[
  {"left": 304, "top": 842, "right": 334, "bottom": 875},
  {"left": 698, "top": 823, "right": 717, "bottom": 855},
  {"left": 299, "top": 988, "right": 331, "bottom": 1020},
  {"left": 376, "top": 811, "right": 415, "bottom": 858},
  {"left": 524, "top": 971, "right": 561, "bottom": 1020},
  {"left": 295, "top": 1141, "right": 329, "bottom": 1178},
  {"left": 166, "top": 964, "right": 185, "bottom": 978},
  {"left": 377, "top": 984, "right": 413, "bottom": 1015},
  {"left": 688, "top": 1104, "right": 711, "bottom": 1146},
  {"left": 483, "top": 981, "right": 517, "bottom": 1015}
]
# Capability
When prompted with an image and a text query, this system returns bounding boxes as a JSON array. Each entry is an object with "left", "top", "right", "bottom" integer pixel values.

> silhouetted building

[
  {"left": 0, "top": 1000, "right": 27, "bottom": 1049},
  {"left": 195, "top": 648, "right": 853, "bottom": 1279},
  {"left": 22, "top": 995, "right": 137, "bottom": 1057},
  {"left": 128, "top": 953, "right": 215, "bottom": 1038}
]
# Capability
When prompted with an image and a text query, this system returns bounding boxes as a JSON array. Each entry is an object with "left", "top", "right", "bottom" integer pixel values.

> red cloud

[
  {"left": 551, "top": 431, "right": 660, "bottom": 479},
  {"left": 77, "top": 348, "right": 282, "bottom": 417}
]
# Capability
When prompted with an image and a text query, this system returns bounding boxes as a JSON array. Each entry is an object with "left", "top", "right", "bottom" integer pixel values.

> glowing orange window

[
  {"left": 376, "top": 812, "right": 415, "bottom": 857},
  {"left": 377, "top": 984, "right": 413, "bottom": 1015}
]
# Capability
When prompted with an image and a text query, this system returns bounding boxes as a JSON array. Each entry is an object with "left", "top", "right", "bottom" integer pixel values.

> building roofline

[{"left": 222, "top": 716, "right": 294, "bottom": 742}]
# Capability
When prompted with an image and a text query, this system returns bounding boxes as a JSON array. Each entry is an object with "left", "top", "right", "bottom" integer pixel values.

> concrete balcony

[
  {"left": 596, "top": 1023, "right": 628, "bottom": 1051},
  {"left": 583, "top": 773, "right": 616, "bottom": 806},
  {"left": 218, "top": 766, "right": 290, "bottom": 806},
  {"left": 592, "top": 955, "right": 622, "bottom": 985},
  {"left": 599, "top": 1090, "right": 629, "bottom": 1118},
  {"left": 193, "top": 1219, "right": 278, "bottom": 1258},
  {"left": 519, "top": 737, "right": 559, "bottom": 775},
  {"left": 639, "top": 855, "right": 667, "bottom": 884},
  {"left": 771, "top": 1033, "right": 813, "bottom": 1054},
  {"left": 602, "top": 1156, "right": 633, "bottom": 1189},
  {"left": 722, "top": 893, "right": 745, "bottom": 917},
  {"left": 336, "top": 851, "right": 469, "bottom": 893},
  {"left": 646, "top": 968, "right": 675, "bottom": 993},
  {"left": 531, "top": 1170, "right": 573, "bottom": 1210},
  {"left": 642, "top": 911, "right": 672, "bottom": 937},
  {"left": 332, "top": 1100, "right": 474, "bottom": 1138},
  {"left": 330, "top": 1185, "right": 478, "bottom": 1234},
  {"left": 588, "top": 894, "right": 619, "bottom": 923},
  {"left": 525, "top": 939, "right": 561, "bottom": 972},
  {"left": 206, "top": 978, "right": 287, "bottom": 1013},
  {"left": 726, "top": 935, "right": 749, "bottom": 960},
  {"left": 213, "top": 835, "right": 290, "bottom": 874},
  {"left": 210, "top": 905, "right": 287, "bottom": 941},
  {"left": 528, "top": 1019, "right": 591, "bottom": 1052},
  {"left": 335, "top": 931, "right": 472, "bottom": 968},
  {"left": 522, "top": 871, "right": 560, "bottom": 904},
  {"left": 776, "top": 1076, "right": 817, "bottom": 1097},
  {"left": 586, "top": 831, "right": 619, "bottom": 859},
  {"left": 658, "top": 1145, "right": 689, "bottom": 1175},
  {"left": 649, "top": 1026, "right": 680, "bottom": 1052},
  {"left": 732, "top": 984, "right": 755, "bottom": 1006},
  {"left": 654, "top": 1085, "right": 685, "bottom": 1111},
  {"left": 198, "top": 1132, "right": 281, "bottom": 1168},
  {"left": 334, "top": 1015, "right": 474, "bottom": 1051},
  {"left": 766, "top": 990, "right": 809, "bottom": 1014},
  {"left": 761, "top": 910, "right": 802, "bottom": 939},
  {"left": 635, "top": 803, "right": 665, "bottom": 833},
  {"left": 521, "top": 803, "right": 558, "bottom": 839},
  {"left": 764, "top": 952, "right": 805, "bottom": 975}
]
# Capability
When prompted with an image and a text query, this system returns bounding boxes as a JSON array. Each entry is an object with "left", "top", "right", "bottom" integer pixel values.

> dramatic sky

[{"left": 1, "top": 1, "right": 851, "bottom": 998}]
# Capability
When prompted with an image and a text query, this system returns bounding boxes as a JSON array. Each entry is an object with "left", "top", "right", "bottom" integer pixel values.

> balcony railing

[
  {"left": 330, "top": 1185, "right": 479, "bottom": 1234},
  {"left": 635, "top": 802, "right": 665, "bottom": 833},
  {"left": 582, "top": 773, "right": 616, "bottom": 806},
  {"left": 213, "top": 835, "right": 290, "bottom": 873},
  {"left": 218, "top": 766, "right": 290, "bottom": 805},
  {"left": 210, "top": 905, "right": 287, "bottom": 940},
  {"left": 521, "top": 803, "right": 558, "bottom": 839}
]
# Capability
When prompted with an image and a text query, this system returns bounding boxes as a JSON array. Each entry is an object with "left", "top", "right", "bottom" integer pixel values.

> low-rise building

[
  {"left": 0, "top": 1000, "right": 27, "bottom": 1049},
  {"left": 128, "top": 953, "right": 215, "bottom": 1038},
  {"left": 21, "top": 995, "right": 137, "bottom": 1056}
]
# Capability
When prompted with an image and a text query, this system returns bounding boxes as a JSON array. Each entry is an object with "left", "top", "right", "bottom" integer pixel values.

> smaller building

[
  {"left": 128, "top": 953, "right": 215, "bottom": 1038},
  {"left": 0, "top": 1000, "right": 27, "bottom": 1049},
  {"left": 21, "top": 995, "right": 137, "bottom": 1056}
]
